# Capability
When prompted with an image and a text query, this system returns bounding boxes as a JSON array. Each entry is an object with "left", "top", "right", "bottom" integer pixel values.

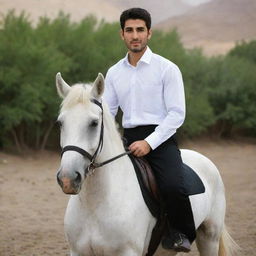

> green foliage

[
  {"left": 0, "top": 11, "right": 71, "bottom": 150},
  {"left": 0, "top": 11, "right": 256, "bottom": 151},
  {"left": 180, "top": 49, "right": 216, "bottom": 136},
  {"left": 0, "top": 11, "right": 126, "bottom": 151},
  {"left": 228, "top": 40, "right": 256, "bottom": 64},
  {"left": 208, "top": 55, "right": 256, "bottom": 135},
  {"left": 149, "top": 29, "right": 186, "bottom": 65}
]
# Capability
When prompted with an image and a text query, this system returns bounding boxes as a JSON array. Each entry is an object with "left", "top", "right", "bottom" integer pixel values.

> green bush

[
  {"left": 229, "top": 40, "right": 256, "bottom": 64},
  {"left": 208, "top": 55, "right": 256, "bottom": 136},
  {"left": 0, "top": 11, "right": 71, "bottom": 151},
  {"left": 0, "top": 12, "right": 256, "bottom": 152},
  {"left": 180, "top": 49, "right": 216, "bottom": 136}
]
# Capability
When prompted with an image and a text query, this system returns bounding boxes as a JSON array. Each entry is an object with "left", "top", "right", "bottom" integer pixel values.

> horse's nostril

[
  {"left": 57, "top": 171, "right": 63, "bottom": 187},
  {"left": 74, "top": 171, "right": 82, "bottom": 184}
]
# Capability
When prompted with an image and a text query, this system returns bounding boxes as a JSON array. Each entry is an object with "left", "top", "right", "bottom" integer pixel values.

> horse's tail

[{"left": 219, "top": 225, "right": 240, "bottom": 256}]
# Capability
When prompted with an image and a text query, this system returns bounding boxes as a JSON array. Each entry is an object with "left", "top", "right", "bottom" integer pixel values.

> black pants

[{"left": 124, "top": 125, "right": 196, "bottom": 242}]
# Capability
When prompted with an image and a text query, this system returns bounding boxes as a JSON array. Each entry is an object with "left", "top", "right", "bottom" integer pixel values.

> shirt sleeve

[
  {"left": 145, "top": 64, "right": 185, "bottom": 150},
  {"left": 103, "top": 69, "right": 119, "bottom": 117}
]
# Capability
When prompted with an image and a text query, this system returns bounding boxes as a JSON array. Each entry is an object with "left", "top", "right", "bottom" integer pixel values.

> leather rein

[{"left": 61, "top": 99, "right": 130, "bottom": 175}]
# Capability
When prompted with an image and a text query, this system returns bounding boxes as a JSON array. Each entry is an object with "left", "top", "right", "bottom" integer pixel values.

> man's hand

[{"left": 129, "top": 140, "right": 151, "bottom": 157}]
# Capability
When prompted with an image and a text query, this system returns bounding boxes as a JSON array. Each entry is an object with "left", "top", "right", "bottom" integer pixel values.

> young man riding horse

[{"left": 104, "top": 7, "right": 194, "bottom": 252}]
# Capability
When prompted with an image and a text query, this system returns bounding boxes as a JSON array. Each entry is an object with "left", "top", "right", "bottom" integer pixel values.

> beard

[
  {"left": 126, "top": 40, "right": 147, "bottom": 53},
  {"left": 130, "top": 45, "right": 146, "bottom": 53}
]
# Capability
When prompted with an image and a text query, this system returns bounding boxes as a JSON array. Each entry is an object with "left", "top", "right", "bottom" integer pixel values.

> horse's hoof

[{"left": 162, "top": 232, "right": 191, "bottom": 253}]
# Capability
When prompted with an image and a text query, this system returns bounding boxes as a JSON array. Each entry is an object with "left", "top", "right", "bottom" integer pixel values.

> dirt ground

[{"left": 0, "top": 139, "right": 255, "bottom": 256}]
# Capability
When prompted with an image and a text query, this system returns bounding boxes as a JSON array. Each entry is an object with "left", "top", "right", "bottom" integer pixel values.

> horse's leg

[
  {"left": 70, "top": 251, "right": 79, "bottom": 256},
  {"left": 196, "top": 225, "right": 220, "bottom": 256},
  {"left": 117, "top": 248, "right": 143, "bottom": 256},
  {"left": 121, "top": 252, "right": 140, "bottom": 256},
  {"left": 196, "top": 203, "right": 225, "bottom": 256}
]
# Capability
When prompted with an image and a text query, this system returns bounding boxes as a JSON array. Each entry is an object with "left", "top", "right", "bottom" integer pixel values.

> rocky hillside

[
  {"left": 1, "top": 0, "right": 255, "bottom": 55},
  {"left": 156, "top": 0, "right": 256, "bottom": 55},
  {"left": 108, "top": 0, "right": 191, "bottom": 24},
  {"left": 0, "top": 0, "right": 192, "bottom": 24}
]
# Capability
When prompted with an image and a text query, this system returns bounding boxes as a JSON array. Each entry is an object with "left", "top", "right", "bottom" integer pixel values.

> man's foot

[{"left": 161, "top": 232, "right": 191, "bottom": 252}]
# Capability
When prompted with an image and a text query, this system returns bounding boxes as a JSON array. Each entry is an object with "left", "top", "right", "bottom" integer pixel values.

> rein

[{"left": 61, "top": 98, "right": 131, "bottom": 175}]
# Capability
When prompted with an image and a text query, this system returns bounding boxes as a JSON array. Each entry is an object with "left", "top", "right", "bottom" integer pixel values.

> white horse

[{"left": 56, "top": 72, "right": 238, "bottom": 256}]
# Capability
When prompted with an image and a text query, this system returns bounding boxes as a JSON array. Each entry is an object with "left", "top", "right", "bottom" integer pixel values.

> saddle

[
  {"left": 129, "top": 155, "right": 166, "bottom": 256},
  {"left": 128, "top": 154, "right": 205, "bottom": 256}
]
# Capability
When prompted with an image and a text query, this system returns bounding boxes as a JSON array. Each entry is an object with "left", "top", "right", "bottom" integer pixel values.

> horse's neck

[
  {"left": 80, "top": 110, "right": 135, "bottom": 204},
  {"left": 99, "top": 108, "right": 127, "bottom": 161}
]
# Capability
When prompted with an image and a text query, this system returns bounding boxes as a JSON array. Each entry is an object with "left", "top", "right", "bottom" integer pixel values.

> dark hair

[{"left": 120, "top": 8, "right": 151, "bottom": 30}]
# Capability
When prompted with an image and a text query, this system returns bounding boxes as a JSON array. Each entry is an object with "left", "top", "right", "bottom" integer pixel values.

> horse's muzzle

[{"left": 57, "top": 170, "right": 82, "bottom": 194}]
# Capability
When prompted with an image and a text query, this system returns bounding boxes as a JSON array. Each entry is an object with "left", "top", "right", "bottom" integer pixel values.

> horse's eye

[{"left": 90, "top": 120, "right": 98, "bottom": 127}]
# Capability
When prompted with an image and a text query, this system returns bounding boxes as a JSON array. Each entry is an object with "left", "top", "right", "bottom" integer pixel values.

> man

[{"left": 104, "top": 8, "right": 195, "bottom": 252}]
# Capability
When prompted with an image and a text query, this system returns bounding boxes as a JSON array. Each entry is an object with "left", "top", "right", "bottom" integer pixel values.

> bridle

[{"left": 60, "top": 98, "right": 130, "bottom": 176}]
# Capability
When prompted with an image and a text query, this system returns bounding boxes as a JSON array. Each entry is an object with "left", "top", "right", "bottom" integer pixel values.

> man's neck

[{"left": 128, "top": 47, "right": 147, "bottom": 67}]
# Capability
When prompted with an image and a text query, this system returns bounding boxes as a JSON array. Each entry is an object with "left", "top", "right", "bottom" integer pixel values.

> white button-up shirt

[{"left": 104, "top": 47, "right": 185, "bottom": 150}]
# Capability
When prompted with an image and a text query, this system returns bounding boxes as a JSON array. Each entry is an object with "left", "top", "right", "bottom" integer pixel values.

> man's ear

[
  {"left": 56, "top": 72, "right": 71, "bottom": 98},
  {"left": 91, "top": 73, "right": 104, "bottom": 99},
  {"left": 148, "top": 29, "right": 152, "bottom": 40},
  {"left": 120, "top": 29, "right": 124, "bottom": 40}
]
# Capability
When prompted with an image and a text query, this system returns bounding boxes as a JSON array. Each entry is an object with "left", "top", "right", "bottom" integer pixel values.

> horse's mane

[
  {"left": 61, "top": 83, "right": 92, "bottom": 111},
  {"left": 101, "top": 100, "right": 124, "bottom": 153}
]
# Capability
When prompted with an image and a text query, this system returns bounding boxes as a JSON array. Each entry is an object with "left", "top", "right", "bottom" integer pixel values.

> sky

[{"left": 182, "top": 0, "right": 212, "bottom": 5}]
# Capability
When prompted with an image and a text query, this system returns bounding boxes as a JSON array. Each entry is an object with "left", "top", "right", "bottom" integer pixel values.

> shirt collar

[
  {"left": 123, "top": 46, "right": 153, "bottom": 66},
  {"left": 139, "top": 46, "right": 152, "bottom": 64}
]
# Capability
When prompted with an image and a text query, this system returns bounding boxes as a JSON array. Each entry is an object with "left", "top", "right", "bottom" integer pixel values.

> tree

[
  {"left": 229, "top": 40, "right": 256, "bottom": 64},
  {"left": 0, "top": 12, "right": 71, "bottom": 151},
  {"left": 208, "top": 55, "right": 256, "bottom": 136}
]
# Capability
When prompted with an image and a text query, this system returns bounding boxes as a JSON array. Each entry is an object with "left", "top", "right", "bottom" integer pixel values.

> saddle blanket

[{"left": 129, "top": 155, "right": 205, "bottom": 218}]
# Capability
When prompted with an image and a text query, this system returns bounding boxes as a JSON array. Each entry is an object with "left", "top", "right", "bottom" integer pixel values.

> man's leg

[
  {"left": 145, "top": 136, "right": 195, "bottom": 251},
  {"left": 124, "top": 127, "right": 195, "bottom": 251}
]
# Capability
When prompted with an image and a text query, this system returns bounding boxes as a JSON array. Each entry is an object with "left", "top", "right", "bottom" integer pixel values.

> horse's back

[
  {"left": 180, "top": 149, "right": 225, "bottom": 228},
  {"left": 181, "top": 149, "right": 224, "bottom": 190}
]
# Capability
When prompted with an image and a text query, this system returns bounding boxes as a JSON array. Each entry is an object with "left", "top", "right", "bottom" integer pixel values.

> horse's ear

[
  {"left": 91, "top": 73, "right": 104, "bottom": 99},
  {"left": 56, "top": 72, "right": 71, "bottom": 98}
]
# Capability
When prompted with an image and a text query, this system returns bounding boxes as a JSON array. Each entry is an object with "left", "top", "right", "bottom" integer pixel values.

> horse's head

[{"left": 55, "top": 72, "right": 105, "bottom": 194}]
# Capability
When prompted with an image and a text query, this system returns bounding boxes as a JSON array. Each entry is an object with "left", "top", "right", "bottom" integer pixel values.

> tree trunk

[
  {"left": 40, "top": 121, "right": 54, "bottom": 150},
  {"left": 11, "top": 128, "right": 22, "bottom": 153},
  {"left": 19, "top": 123, "right": 28, "bottom": 150},
  {"left": 35, "top": 124, "right": 41, "bottom": 150}
]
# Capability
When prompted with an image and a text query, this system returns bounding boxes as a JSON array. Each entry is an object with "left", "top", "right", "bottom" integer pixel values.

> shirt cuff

[{"left": 145, "top": 132, "right": 162, "bottom": 150}]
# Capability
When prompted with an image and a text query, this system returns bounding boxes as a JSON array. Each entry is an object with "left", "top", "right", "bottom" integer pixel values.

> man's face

[{"left": 120, "top": 19, "right": 152, "bottom": 53}]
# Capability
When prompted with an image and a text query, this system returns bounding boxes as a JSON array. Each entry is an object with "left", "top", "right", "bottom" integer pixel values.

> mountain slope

[
  {"left": 108, "top": 0, "right": 191, "bottom": 24},
  {"left": 156, "top": 0, "right": 256, "bottom": 55},
  {"left": 0, "top": 0, "right": 121, "bottom": 23},
  {"left": 0, "top": 0, "right": 192, "bottom": 24},
  {"left": 1, "top": 0, "right": 255, "bottom": 55}
]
